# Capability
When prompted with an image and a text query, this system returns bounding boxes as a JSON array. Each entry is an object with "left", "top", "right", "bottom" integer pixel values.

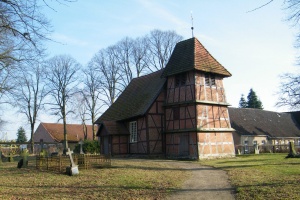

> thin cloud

[{"left": 136, "top": 0, "right": 188, "bottom": 28}]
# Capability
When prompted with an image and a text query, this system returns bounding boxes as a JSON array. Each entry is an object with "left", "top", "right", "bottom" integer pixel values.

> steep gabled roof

[
  {"left": 95, "top": 69, "right": 165, "bottom": 123},
  {"left": 228, "top": 107, "right": 300, "bottom": 138},
  {"left": 161, "top": 37, "right": 231, "bottom": 77},
  {"left": 97, "top": 121, "right": 129, "bottom": 136},
  {"left": 40, "top": 123, "right": 95, "bottom": 142}
]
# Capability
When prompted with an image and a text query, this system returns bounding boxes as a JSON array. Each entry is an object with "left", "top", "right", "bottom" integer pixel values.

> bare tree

[
  {"left": 114, "top": 37, "right": 134, "bottom": 87},
  {"left": 45, "top": 55, "right": 80, "bottom": 154},
  {"left": 145, "top": 30, "right": 183, "bottom": 71},
  {"left": 72, "top": 93, "right": 88, "bottom": 140},
  {"left": 0, "top": 0, "right": 49, "bottom": 61},
  {"left": 0, "top": 61, "right": 14, "bottom": 99},
  {"left": 90, "top": 47, "right": 122, "bottom": 107},
  {"left": 11, "top": 63, "right": 47, "bottom": 152},
  {"left": 81, "top": 64, "right": 104, "bottom": 139},
  {"left": 276, "top": 73, "right": 300, "bottom": 110},
  {"left": 0, "top": 0, "right": 76, "bottom": 97},
  {"left": 131, "top": 37, "right": 149, "bottom": 77}
]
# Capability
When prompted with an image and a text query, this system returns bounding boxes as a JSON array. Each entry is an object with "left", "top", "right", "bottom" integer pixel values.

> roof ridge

[{"left": 229, "top": 107, "right": 286, "bottom": 114}]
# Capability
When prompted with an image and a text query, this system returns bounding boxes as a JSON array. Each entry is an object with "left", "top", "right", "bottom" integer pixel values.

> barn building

[
  {"left": 95, "top": 37, "right": 235, "bottom": 159},
  {"left": 229, "top": 107, "right": 300, "bottom": 153}
]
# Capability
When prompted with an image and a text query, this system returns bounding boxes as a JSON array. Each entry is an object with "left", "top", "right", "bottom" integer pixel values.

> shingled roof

[
  {"left": 97, "top": 121, "right": 129, "bottom": 136},
  {"left": 95, "top": 69, "right": 165, "bottom": 123},
  {"left": 161, "top": 37, "right": 231, "bottom": 77},
  {"left": 228, "top": 107, "right": 300, "bottom": 138},
  {"left": 37, "top": 123, "right": 95, "bottom": 142}
]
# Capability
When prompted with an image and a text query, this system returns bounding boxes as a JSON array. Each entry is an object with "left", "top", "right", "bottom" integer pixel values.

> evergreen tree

[
  {"left": 239, "top": 94, "right": 248, "bottom": 108},
  {"left": 246, "top": 88, "right": 263, "bottom": 109},
  {"left": 16, "top": 127, "right": 27, "bottom": 143}
]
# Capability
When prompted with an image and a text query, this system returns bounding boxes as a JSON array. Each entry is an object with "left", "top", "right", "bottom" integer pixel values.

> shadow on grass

[
  {"left": 236, "top": 179, "right": 300, "bottom": 189},
  {"left": 110, "top": 164, "right": 218, "bottom": 172},
  {"left": 0, "top": 182, "right": 235, "bottom": 198}
]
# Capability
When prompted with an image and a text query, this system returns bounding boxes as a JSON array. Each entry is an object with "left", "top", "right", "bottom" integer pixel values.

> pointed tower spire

[{"left": 162, "top": 38, "right": 232, "bottom": 78}]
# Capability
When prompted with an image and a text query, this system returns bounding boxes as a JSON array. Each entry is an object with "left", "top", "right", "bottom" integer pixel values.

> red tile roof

[
  {"left": 41, "top": 123, "right": 96, "bottom": 142},
  {"left": 162, "top": 37, "right": 231, "bottom": 77}
]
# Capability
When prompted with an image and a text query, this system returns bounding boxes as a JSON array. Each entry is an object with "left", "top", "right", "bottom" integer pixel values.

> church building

[{"left": 95, "top": 37, "right": 235, "bottom": 159}]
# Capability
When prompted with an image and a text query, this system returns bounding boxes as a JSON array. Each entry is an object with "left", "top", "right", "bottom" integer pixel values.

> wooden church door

[
  {"left": 103, "top": 136, "right": 109, "bottom": 155},
  {"left": 179, "top": 134, "right": 189, "bottom": 157}
]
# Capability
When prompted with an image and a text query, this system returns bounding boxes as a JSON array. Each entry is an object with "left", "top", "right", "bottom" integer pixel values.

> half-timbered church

[{"left": 95, "top": 37, "right": 235, "bottom": 159}]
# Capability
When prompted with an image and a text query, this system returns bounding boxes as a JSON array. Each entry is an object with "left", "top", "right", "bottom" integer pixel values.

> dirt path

[{"left": 164, "top": 160, "right": 235, "bottom": 200}]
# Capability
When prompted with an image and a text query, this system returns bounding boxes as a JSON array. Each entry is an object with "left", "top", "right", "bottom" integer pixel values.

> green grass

[
  {"left": 201, "top": 154, "right": 300, "bottom": 200},
  {"left": 0, "top": 159, "right": 188, "bottom": 199},
  {"left": 1, "top": 154, "right": 299, "bottom": 199}
]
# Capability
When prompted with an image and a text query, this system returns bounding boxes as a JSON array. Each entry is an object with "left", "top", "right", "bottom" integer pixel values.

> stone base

[{"left": 66, "top": 166, "right": 79, "bottom": 176}]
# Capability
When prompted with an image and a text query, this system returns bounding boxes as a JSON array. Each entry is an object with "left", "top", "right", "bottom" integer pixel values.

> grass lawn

[
  {"left": 0, "top": 158, "right": 188, "bottom": 199},
  {"left": 201, "top": 153, "right": 300, "bottom": 200}
]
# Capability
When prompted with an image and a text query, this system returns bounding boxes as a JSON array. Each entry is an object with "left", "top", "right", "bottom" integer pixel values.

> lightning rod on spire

[{"left": 191, "top": 11, "right": 194, "bottom": 38}]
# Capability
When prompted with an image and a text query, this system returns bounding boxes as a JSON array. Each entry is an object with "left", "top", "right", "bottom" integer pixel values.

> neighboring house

[
  {"left": 34, "top": 122, "right": 95, "bottom": 145},
  {"left": 229, "top": 107, "right": 300, "bottom": 153},
  {"left": 95, "top": 37, "right": 235, "bottom": 159}
]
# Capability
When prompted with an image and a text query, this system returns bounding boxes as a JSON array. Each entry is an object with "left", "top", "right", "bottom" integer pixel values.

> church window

[{"left": 129, "top": 121, "right": 137, "bottom": 143}]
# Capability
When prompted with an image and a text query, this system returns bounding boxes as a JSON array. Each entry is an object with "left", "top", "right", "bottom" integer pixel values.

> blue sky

[{"left": 2, "top": 0, "right": 299, "bottom": 140}]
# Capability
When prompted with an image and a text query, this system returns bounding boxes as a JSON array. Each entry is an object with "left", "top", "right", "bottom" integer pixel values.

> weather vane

[{"left": 191, "top": 11, "right": 194, "bottom": 37}]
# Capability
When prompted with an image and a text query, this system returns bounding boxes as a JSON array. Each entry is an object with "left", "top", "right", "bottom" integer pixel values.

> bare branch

[{"left": 246, "top": 0, "right": 274, "bottom": 13}]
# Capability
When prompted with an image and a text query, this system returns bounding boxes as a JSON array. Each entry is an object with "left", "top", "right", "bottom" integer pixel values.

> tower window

[
  {"left": 205, "top": 73, "right": 216, "bottom": 86},
  {"left": 175, "top": 73, "right": 186, "bottom": 87}
]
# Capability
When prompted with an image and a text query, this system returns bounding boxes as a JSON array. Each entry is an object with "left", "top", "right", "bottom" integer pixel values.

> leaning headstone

[
  {"left": 79, "top": 139, "right": 84, "bottom": 154},
  {"left": 66, "top": 148, "right": 79, "bottom": 176}
]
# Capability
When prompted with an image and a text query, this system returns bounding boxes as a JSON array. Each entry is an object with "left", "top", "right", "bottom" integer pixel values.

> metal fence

[{"left": 0, "top": 142, "right": 64, "bottom": 156}]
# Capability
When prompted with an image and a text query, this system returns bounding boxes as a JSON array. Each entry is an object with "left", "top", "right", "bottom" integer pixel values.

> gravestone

[
  {"left": 18, "top": 149, "right": 29, "bottom": 168},
  {"left": 66, "top": 148, "right": 79, "bottom": 176},
  {"left": 254, "top": 144, "right": 260, "bottom": 154},
  {"left": 79, "top": 139, "right": 84, "bottom": 154},
  {"left": 8, "top": 153, "right": 14, "bottom": 162}
]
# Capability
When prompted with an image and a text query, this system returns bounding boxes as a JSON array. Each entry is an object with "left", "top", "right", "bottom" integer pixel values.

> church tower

[{"left": 161, "top": 37, "right": 235, "bottom": 159}]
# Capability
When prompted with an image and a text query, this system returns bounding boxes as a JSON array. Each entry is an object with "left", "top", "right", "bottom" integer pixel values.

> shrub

[{"left": 74, "top": 140, "right": 100, "bottom": 154}]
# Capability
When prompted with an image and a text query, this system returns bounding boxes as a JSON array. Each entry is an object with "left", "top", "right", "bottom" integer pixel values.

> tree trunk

[
  {"left": 63, "top": 115, "right": 68, "bottom": 154},
  {"left": 30, "top": 127, "right": 34, "bottom": 154}
]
